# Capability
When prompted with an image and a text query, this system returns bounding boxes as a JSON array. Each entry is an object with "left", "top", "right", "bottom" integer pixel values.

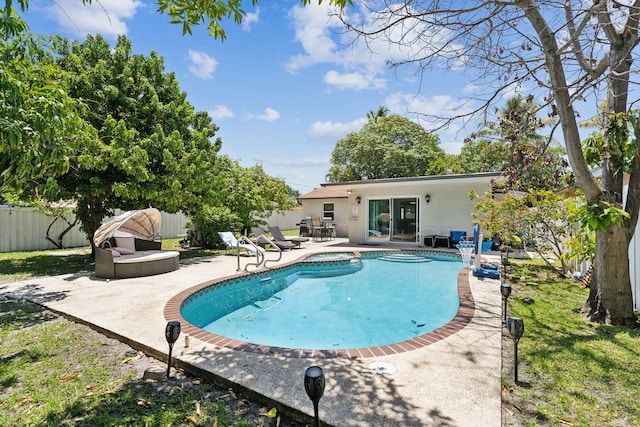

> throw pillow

[
  {"left": 112, "top": 247, "right": 135, "bottom": 255},
  {"left": 115, "top": 236, "right": 136, "bottom": 253}
]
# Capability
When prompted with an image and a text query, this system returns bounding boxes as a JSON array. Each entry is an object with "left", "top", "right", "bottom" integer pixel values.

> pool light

[
  {"left": 304, "top": 366, "right": 325, "bottom": 427},
  {"left": 506, "top": 316, "right": 525, "bottom": 382},
  {"left": 500, "top": 282, "right": 512, "bottom": 323},
  {"left": 165, "top": 321, "right": 181, "bottom": 379}
]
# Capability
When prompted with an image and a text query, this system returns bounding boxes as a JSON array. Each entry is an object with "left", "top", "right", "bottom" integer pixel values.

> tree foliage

[
  {"left": 463, "top": 96, "right": 570, "bottom": 190},
  {"left": 58, "top": 35, "right": 224, "bottom": 244},
  {"left": 472, "top": 189, "right": 576, "bottom": 277},
  {"left": 339, "top": 1, "right": 640, "bottom": 326},
  {"left": 327, "top": 114, "right": 445, "bottom": 182},
  {"left": 0, "top": 33, "right": 92, "bottom": 195},
  {"left": 188, "top": 155, "right": 296, "bottom": 248}
]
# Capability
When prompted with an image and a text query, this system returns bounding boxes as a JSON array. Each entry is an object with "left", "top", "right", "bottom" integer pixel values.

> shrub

[{"left": 189, "top": 205, "right": 241, "bottom": 249}]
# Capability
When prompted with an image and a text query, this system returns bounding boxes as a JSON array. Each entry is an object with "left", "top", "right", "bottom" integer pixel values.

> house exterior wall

[
  {"left": 340, "top": 179, "right": 493, "bottom": 245},
  {"left": 302, "top": 173, "right": 500, "bottom": 245},
  {"left": 299, "top": 198, "right": 349, "bottom": 237}
]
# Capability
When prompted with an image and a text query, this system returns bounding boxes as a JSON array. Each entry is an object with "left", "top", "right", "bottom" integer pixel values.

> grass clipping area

[
  {"left": 0, "top": 298, "right": 302, "bottom": 427},
  {"left": 502, "top": 261, "right": 640, "bottom": 427}
]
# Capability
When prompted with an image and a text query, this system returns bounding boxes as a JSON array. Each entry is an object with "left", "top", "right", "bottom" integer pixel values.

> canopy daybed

[{"left": 93, "top": 208, "right": 179, "bottom": 279}]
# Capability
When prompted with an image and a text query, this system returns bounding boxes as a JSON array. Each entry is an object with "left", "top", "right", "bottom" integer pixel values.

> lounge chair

[
  {"left": 218, "top": 231, "right": 264, "bottom": 256},
  {"left": 268, "top": 225, "right": 309, "bottom": 248},
  {"left": 250, "top": 227, "right": 296, "bottom": 250}
]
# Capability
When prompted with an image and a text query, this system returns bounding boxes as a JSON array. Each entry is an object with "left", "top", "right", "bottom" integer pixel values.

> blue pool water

[{"left": 181, "top": 252, "right": 462, "bottom": 350}]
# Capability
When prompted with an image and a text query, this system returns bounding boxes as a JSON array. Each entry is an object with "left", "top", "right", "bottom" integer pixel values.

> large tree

[
  {"left": 2, "top": 33, "right": 223, "bottom": 249},
  {"left": 327, "top": 114, "right": 445, "bottom": 181},
  {"left": 337, "top": 1, "right": 640, "bottom": 327}
]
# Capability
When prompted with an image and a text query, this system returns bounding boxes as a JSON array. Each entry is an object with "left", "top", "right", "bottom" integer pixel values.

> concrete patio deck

[{"left": 1, "top": 239, "right": 503, "bottom": 426}]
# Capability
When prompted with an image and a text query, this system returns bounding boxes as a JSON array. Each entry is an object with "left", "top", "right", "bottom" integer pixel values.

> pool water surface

[{"left": 180, "top": 252, "right": 462, "bottom": 350}]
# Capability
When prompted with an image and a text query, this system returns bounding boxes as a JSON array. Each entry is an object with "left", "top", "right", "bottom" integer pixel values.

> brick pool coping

[{"left": 164, "top": 250, "right": 475, "bottom": 359}]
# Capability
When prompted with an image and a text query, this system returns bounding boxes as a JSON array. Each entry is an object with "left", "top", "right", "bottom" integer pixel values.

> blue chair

[{"left": 450, "top": 231, "right": 467, "bottom": 247}]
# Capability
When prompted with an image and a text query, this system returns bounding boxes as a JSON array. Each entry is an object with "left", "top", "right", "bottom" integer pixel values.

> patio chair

[
  {"left": 251, "top": 227, "right": 296, "bottom": 250},
  {"left": 450, "top": 230, "right": 467, "bottom": 247},
  {"left": 218, "top": 231, "right": 264, "bottom": 256},
  {"left": 268, "top": 225, "right": 309, "bottom": 248},
  {"left": 309, "top": 216, "right": 324, "bottom": 238}
]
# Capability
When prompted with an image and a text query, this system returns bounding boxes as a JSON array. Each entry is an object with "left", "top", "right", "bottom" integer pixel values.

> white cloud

[
  {"left": 307, "top": 118, "right": 367, "bottom": 143},
  {"left": 188, "top": 50, "right": 218, "bottom": 79},
  {"left": 286, "top": 4, "right": 342, "bottom": 73},
  {"left": 248, "top": 107, "right": 280, "bottom": 122},
  {"left": 209, "top": 105, "right": 234, "bottom": 120},
  {"left": 323, "top": 70, "right": 386, "bottom": 91},
  {"left": 242, "top": 8, "right": 260, "bottom": 31},
  {"left": 41, "top": 0, "right": 141, "bottom": 38}
]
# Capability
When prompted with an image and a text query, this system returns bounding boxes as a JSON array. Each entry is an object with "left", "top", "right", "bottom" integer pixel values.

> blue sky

[{"left": 21, "top": 1, "right": 572, "bottom": 193}]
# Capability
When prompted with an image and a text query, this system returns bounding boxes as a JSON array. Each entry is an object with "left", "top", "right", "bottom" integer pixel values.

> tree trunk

[{"left": 584, "top": 225, "right": 637, "bottom": 326}]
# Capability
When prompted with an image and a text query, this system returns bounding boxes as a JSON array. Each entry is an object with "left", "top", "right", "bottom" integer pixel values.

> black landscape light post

[
  {"left": 507, "top": 316, "right": 525, "bottom": 382},
  {"left": 304, "top": 366, "right": 325, "bottom": 427},
  {"left": 165, "top": 321, "right": 181, "bottom": 379},
  {"left": 500, "top": 282, "right": 512, "bottom": 323}
]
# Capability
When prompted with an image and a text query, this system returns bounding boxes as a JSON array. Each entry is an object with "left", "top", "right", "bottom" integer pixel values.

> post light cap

[
  {"left": 304, "top": 366, "right": 326, "bottom": 402},
  {"left": 507, "top": 316, "right": 525, "bottom": 341},
  {"left": 500, "top": 282, "right": 512, "bottom": 298},
  {"left": 165, "top": 321, "right": 181, "bottom": 344},
  {"left": 305, "top": 366, "right": 323, "bottom": 379}
]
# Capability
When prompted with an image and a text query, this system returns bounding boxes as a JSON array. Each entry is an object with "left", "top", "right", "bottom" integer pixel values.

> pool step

[
  {"left": 253, "top": 296, "right": 282, "bottom": 310},
  {"left": 378, "top": 254, "right": 433, "bottom": 263}
]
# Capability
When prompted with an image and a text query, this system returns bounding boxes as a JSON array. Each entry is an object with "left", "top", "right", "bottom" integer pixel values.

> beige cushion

[
  {"left": 115, "top": 237, "right": 136, "bottom": 253},
  {"left": 110, "top": 249, "right": 121, "bottom": 257},
  {"left": 112, "top": 247, "right": 134, "bottom": 255}
]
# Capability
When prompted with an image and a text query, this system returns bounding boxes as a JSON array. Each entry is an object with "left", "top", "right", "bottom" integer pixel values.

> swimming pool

[{"left": 171, "top": 251, "right": 475, "bottom": 356}]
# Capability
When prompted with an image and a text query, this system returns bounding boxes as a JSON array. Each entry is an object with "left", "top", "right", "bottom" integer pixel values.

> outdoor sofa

[{"left": 95, "top": 236, "right": 179, "bottom": 279}]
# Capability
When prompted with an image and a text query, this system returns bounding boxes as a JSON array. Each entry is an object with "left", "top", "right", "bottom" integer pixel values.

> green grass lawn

[{"left": 503, "top": 261, "right": 640, "bottom": 426}]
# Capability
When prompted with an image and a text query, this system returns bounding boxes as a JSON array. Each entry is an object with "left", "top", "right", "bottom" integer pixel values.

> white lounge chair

[{"left": 218, "top": 231, "right": 264, "bottom": 256}]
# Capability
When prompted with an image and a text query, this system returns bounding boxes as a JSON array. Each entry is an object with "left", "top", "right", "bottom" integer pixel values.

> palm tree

[{"left": 366, "top": 106, "right": 389, "bottom": 123}]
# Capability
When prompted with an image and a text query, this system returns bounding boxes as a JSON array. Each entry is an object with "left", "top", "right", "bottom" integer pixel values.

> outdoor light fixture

[
  {"left": 507, "top": 316, "right": 525, "bottom": 382},
  {"left": 425, "top": 194, "right": 431, "bottom": 204},
  {"left": 304, "top": 366, "right": 326, "bottom": 427},
  {"left": 500, "top": 282, "right": 512, "bottom": 323},
  {"left": 356, "top": 196, "right": 362, "bottom": 205},
  {"left": 346, "top": 189, "right": 352, "bottom": 196},
  {"left": 165, "top": 321, "right": 181, "bottom": 379}
]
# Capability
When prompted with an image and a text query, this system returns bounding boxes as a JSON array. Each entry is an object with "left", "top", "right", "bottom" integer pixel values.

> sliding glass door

[
  {"left": 368, "top": 199, "right": 390, "bottom": 241},
  {"left": 367, "top": 197, "right": 419, "bottom": 243}
]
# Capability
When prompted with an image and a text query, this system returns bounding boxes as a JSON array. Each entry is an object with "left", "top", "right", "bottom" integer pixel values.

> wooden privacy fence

[{"left": 0, "top": 207, "right": 304, "bottom": 253}]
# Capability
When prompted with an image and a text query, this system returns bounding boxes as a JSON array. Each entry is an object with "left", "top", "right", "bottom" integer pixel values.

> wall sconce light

[
  {"left": 425, "top": 194, "right": 431, "bottom": 204},
  {"left": 346, "top": 189, "right": 352, "bottom": 196},
  {"left": 356, "top": 196, "right": 361, "bottom": 205}
]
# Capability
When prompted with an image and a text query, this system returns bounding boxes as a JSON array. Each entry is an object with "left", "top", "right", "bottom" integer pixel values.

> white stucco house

[{"left": 299, "top": 172, "right": 503, "bottom": 246}]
